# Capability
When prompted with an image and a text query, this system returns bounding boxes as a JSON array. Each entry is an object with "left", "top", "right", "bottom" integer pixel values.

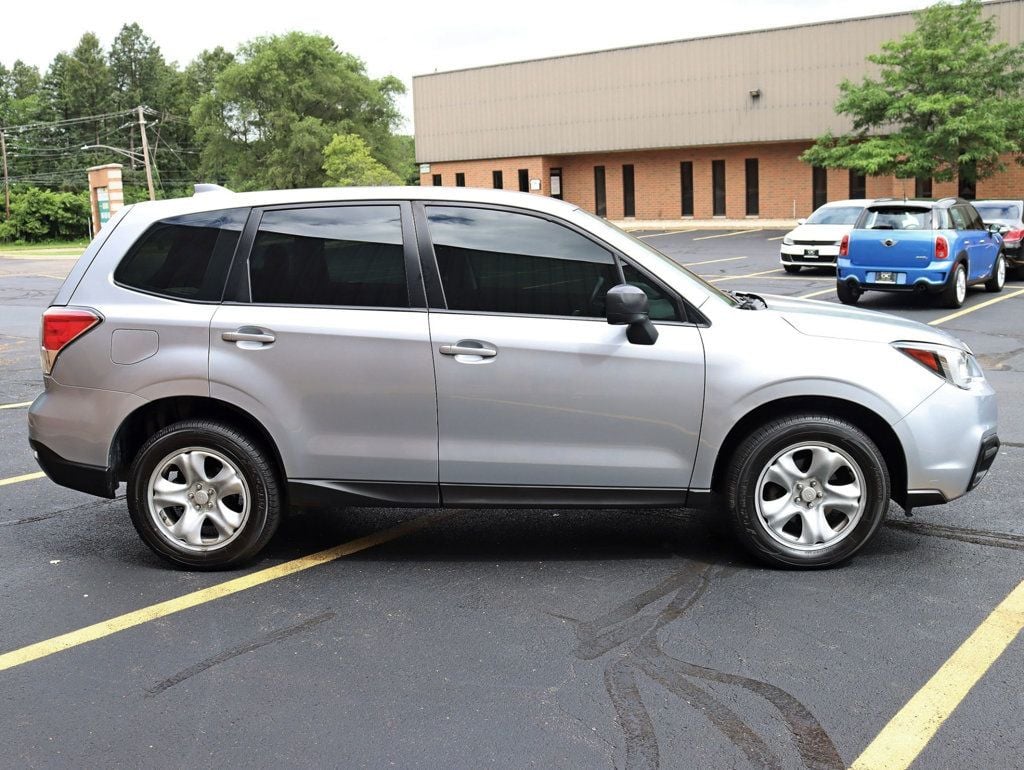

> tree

[
  {"left": 109, "top": 23, "right": 171, "bottom": 110},
  {"left": 191, "top": 32, "right": 406, "bottom": 189},
  {"left": 801, "top": 0, "right": 1024, "bottom": 186},
  {"left": 322, "top": 133, "right": 402, "bottom": 186}
]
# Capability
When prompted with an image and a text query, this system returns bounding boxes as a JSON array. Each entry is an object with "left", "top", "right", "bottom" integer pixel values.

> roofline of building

[{"left": 412, "top": 0, "right": 1012, "bottom": 81}]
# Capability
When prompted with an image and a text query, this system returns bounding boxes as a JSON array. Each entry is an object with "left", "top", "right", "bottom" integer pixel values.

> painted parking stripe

[
  {"left": 0, "top": 401, "right": 32, "bottom": 410},
  {"left": 680, "top": 256, "right": 748, "bottom": 267},
  {"left": 800, "top": 287, "right": 835, "bottom": 299},
  {"left": 706, "top": 269, "right": 778, "bottom": 283},
  {"left": 0, "top": 471, "right": 45, "bottom": 487},
  {"left": 766, "top": 235, "right": 786, "bottom": 241},
  {"left": 692, "top": 228, "right": 762, "bottom": 241},
  {"left": 637, "top": 228, "right": 698, "bottom": 239},
  {"left": 850, "top": 579, "right": 1024, "bottom": 770},
  {"left": 0, "top": 511, "right": 450, "bottom": 673},
  {"left": 928, "top": 286, "right": 1024, "bottom": 327}
]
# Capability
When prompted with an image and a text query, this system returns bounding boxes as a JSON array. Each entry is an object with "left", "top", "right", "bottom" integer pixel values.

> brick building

[{"left": 413, "top": 1, "right": 1024, "bottom": 221}]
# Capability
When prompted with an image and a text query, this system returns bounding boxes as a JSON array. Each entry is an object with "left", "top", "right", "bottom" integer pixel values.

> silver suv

[{"left": 29, "top": 187, "right": 999, "bottom": 569}]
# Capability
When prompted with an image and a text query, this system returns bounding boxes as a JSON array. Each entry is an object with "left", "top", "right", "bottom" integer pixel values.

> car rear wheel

[
  {"left": 127, "top": 419, "right": 282, "bottom": 570},
  {"left": 984, "top": 253, "right": 1006, "bottom": 293},
  {"left": 940, "top": 262, "right": 968, "bottom": 308},
  {"left": 836, "top": 280, "right": 860, "bottom": 305},
  {"left": 724, "top": 414, "right": 890, "bottom": 568},
  {"left": 783, "top": 264, "right": 802, "bottom": 274}
]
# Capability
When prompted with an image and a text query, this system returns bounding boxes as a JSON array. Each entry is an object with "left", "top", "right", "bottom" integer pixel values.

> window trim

[
  {"left": 411, "top": 200, "right": 697, "bottom": 326},
  {"left": 113, "top": 206, "right": 251, "bottom": 305},
  {"left": 224, "top": 200, "right": 425, "bottom": 310}
]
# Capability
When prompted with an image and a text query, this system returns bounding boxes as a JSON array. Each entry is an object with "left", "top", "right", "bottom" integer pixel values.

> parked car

[
  {"left": 973, "top": 199, "right": 1024, "bottom": 277},
  {"left": 29, "top": 187, "right": 999, "bottom": 570},
  {"left": 836, "top": 198, "right": 1006, "bottom": 308},
  {"left": 779, "top": 199, "right": 872, "bottom": 273}
]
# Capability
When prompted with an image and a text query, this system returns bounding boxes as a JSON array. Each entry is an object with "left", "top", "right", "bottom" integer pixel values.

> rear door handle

[
  {"left": 222, "top": 327, "right": 276, "bottom": 344},
  {"left": 439, "top": 342, "right": 497, "bottom": 358}
]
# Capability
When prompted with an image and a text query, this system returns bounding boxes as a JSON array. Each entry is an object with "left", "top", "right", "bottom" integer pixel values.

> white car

[{"left": 780, "top": 199, "right": 873, "bottom": 273}]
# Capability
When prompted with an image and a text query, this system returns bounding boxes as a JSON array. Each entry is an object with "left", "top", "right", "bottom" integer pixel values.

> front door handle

[
  {"left": 440, "top": 342, "right": 497, "bottom": 358},
  {"left": 222, "top": 327, "right": 276, "bottom": 344}
]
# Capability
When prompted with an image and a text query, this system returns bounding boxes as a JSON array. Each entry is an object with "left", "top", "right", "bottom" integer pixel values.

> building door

[
  {"left": 712, "top": 160, "right": 726, "bottom": 216},
  {"left": 550, "top": 168, "right": 563, "bottom": 200},
  {"left": 812, "top": 167, "right": 827, "bottom": 210},
  {"left": 594, "top": 166, "right": 607, "bottom": 217}
]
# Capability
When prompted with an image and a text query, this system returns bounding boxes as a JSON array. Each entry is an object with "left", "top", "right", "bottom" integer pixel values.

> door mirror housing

[
  {"left": 796, "top": 218, "right": 807, "bottom": 226},
  {"left": 987, "top": 222, "right": 1003, "bottom": 234},
  {"left": 606, "top": 284, "right": 658, "bottom": 345}
]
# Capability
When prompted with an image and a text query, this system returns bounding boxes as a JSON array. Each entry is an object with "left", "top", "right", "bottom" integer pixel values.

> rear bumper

[
  {"left": 837, "top": 260, "right": 950, "bottom": 293},
  {"left": 30, "top": 439, "right": 116, "bottom": 498}
]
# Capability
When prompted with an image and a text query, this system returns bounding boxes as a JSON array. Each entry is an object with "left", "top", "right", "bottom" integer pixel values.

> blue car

[{"left": 836, "top": 198, "right": 1007, "bottom": 308}]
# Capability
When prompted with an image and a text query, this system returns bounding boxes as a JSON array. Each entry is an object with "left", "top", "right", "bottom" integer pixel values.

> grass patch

[{"left": 0, "top": 239, "right": 90, "bottom": 256}]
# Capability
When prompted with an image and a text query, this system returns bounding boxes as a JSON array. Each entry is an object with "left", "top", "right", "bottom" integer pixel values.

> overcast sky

[{"left": 6, "top": 0, "right": 934, "bottom": 130}]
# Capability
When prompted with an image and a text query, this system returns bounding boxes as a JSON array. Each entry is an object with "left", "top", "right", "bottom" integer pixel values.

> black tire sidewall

[
  {"left": 726, "top": 416, "right": 889, "bottom": 568},
  {"left": 127, "top": 420, "right": 279, "bottom": 569},
  {"left": 942, "top": 262, "right": 967, "bottom": 308},
  {"left": 836, "top": 281, "right": 860, "bottom": 305}
]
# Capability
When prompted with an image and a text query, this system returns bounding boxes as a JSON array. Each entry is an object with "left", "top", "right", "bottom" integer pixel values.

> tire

[
  {"left": 836, "top": 280, "right": 860, "bottom": 305},
  {"left": 984, "top": 253, "right": 1006, "bottom": 293},
  {"left": 940, "top": 262, "right": 968, "bottom": 308},
  {"left": 127, "top": 419, "right": 282, "bottom": 570},
  {"left": 724, "top": 414, "right": 890, "bottom": 568},
  {"left": 783, "top": 264, "right": 802, "bottom": 274}
]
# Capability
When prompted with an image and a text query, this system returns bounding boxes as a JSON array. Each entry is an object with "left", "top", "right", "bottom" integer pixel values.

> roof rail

[{"left": 194, "top": 183, "right": 233, "bottom": 195}]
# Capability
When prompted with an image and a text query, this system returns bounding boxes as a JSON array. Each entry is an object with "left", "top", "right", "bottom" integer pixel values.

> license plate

[
  {"left": 876, "top": 271, "right": 896, "bottom": 284},
  {"left": 804, "top": 249, "right": 819, "bottom": 257}
]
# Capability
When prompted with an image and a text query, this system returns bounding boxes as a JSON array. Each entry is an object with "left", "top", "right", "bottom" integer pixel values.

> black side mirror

[
  {"left": 606, "top": 284, "right": 658, "bottom": 345},
  {"left": 987, "top": 222, "right": 1003, "bottom": 234}
]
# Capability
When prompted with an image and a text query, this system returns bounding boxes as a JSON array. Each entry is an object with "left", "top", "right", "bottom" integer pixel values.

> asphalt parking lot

[{"left": 1, "top": 231, "right": 1022, "bottom": 769}]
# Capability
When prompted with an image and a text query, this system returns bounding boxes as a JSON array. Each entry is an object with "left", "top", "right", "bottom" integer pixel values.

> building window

[
  {"left": 594, "top": 166, "right": 607, "bottom": 217},
  {"left": 518, "top": 169, "right": 529, "bottom": 192},
  {"left": 812, "top": 167, "right": 827, "bottom": 210},
  {"left": 455, "top": 172, "right": 465, "bottom": 187},
  {"left": 958, "top": 176, "right": 976, "bottom": 200},
  {"left": 849, "top": 170, "right": 866, "bottom": 199},
  {"left": 712, "top": 160, "right": 726, "bottom": 217},
  {"left": 915, "top": 177, "right": 932, "bottom": 199},
  {"left": 680, "top": 162, "right": 694, "bottom": 217},
  {"left": 622, "top": 164, "right": 636, "bottom": 217},
  {"left": 550, "top": 168, "right": 562, "bottom": 200},
  {"left": 432, "top": 174, "right": 442, "bottom": 187},
  {"left": 492, "top": 170, "right": 503, "bottom": 189},
  {"left": 745, "top": 158, "right": 759, "bottom": 216}
]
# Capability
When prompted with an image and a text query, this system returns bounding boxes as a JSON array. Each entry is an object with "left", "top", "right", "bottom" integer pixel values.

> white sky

[{"left": 6, "top": 0, "right": 934, "bottom": 130}]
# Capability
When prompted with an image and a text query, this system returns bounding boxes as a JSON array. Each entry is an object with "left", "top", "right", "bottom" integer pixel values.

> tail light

[
  {"left": 838, "top": 234, "right": 849, "bottom": 257},
  {"left": 1002, "top": 228, "right": 1023, "bottom": 245},
  {"left": 40, "top": 307, "right": 101, "bottom": 375},
  {"left": 935, "top": 236, "right": 949, "bottom": 260}
]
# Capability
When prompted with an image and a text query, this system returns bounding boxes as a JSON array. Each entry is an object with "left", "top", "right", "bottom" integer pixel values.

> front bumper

[
  {"left": 894, "top": 378, "right": 999, "bottom": 505},
  {"left": 780, "top": 245, "right": 839, "bottom": 266}
]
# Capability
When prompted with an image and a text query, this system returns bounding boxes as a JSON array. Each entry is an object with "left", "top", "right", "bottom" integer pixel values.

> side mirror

[
  {"left": 987, "top": 222, "right": 1003, "bottom": 234},
  {"left": 606, "top": 284, "right": 658, "bottom": 345},
  {"left": 796, "top": 218, "right": 807, "bottom": 226}
]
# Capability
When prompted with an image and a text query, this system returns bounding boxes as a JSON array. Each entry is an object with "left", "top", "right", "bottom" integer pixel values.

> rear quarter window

[{"left": 114, "top": 208, "right": 249, "bottom": 301}]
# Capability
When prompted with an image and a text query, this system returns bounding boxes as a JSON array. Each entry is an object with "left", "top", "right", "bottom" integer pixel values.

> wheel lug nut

[
  {"left": 796, "top": 483, "right": 803, "bottom": 490},
  {"left": 188, "top": 493, "right": 194, "bottom": 499}
]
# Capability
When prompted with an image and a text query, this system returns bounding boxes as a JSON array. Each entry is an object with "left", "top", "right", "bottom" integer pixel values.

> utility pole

[
  {"left": 137, "top": 106, "right": 156, "bottom": 201},
  {"left": 1, "top": 130, "right": 9, "bottom": 220}
]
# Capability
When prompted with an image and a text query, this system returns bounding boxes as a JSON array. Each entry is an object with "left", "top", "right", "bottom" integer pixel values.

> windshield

[
  {"left": 859, "top": 207, "right": 931, "bottom": 230},
  {"left": 973, "top": 203, "right": 1021, "bottom": 223},
  {"left": 805, "top": 205, "right": 864, "bottom": 225},
  {"left": 571, "top": 210, "right": 740, "bottom": 307}
]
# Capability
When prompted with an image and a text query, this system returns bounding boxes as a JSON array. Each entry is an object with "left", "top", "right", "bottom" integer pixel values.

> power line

[{"left": 0, "top": 110, "right": 136, "bottom": 133}]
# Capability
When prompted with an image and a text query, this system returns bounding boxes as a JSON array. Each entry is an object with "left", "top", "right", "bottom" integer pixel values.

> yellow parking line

[
  {"left": 706, "top": 269, "right": 778, "bottom": 283},
  {"left": 800, "top": 287, "right": 835, "bottom": 299},
  {"left": 681, "top": 256, "right": 747, "bottom": 267},
  {"left": 850, "top": 579, "right": 1024, "bottom": 770},
  {"left": 0, "top": 401, "right": 32, "bottom": 410},
  {"left": 766, "top": 235, "right": 786, "bottom": 241},
  {"left": 0, "top": 511, "right": 449, "bottom": 673},
  {"left": 637, "top": 228, "right": 697, "bottom": 239},
  {"left": 928, "top": 287, "right": 1024, "bottom": 327},
  {"left": 692, "top": 228, "right": 762, "bottom": 241},
  {"left": 0, "top": 471, "right": 45, "bottom": 487}
]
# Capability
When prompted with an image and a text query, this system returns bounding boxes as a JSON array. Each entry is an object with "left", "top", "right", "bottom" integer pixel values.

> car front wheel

[
  {"left": 783, "top": 264, "right": 802, "bottom": 274},
  {"left": 127, "top": 419, "right": 282, "bottom": 569},
  {"left": 725, "top": 414, "right": 890, "bottom": 568}
]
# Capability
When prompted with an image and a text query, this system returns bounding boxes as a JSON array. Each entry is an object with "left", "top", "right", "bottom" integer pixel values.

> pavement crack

[
  {"left": 886, "top": 519, "right": 1024, "bottom": 551},
  {"left": 146, "top": 611, "right": 335, "bottom": 697}
]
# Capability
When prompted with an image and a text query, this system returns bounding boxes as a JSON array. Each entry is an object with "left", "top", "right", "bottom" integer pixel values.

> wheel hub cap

[{"left": 800, "top": 486, "right": 818, "bottom": 503}]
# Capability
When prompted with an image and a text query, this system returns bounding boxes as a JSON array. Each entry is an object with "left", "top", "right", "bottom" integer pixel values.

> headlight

[
  {"left": 892, "top": 342, "right": 985, "bottom": 389},
  {"left": 783, "top": 237, "right": 794, "bottom": 246}
]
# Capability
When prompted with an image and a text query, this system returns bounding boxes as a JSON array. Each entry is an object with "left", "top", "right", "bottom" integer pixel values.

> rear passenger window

[
  {"left": 249, "top": 206, "right": 407, "bottom": 308},
  {"left": 114, "top": 208, "right": 247, "bottom": 301},
  {"left": 950, "top": 207, "right": 969, "bottom": 230},
  {"left": 426, "top": 205, "right": 617, "bottom": 317}
]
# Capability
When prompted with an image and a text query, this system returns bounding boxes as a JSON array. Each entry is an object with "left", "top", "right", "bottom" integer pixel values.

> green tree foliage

[
  {"left": 192, "top": 32, "right": 406, "bottom": 189},
  {"left": 0, "top": 187, "right": 90, "bottom": 242},
  {"left": 322, "top": 133, "right": 403, "bottom": 186},
  {"left": 802, "top": 0, "right": 1024, "bottom": 184}
]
